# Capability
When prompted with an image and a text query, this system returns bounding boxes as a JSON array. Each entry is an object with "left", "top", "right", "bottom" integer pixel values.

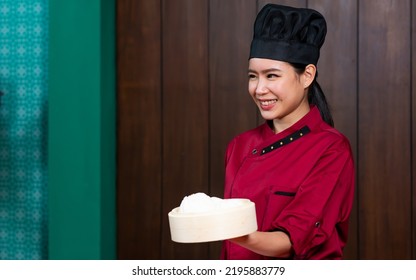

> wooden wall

[{"left": 116, "top": 0, "right": 416, "bottom": 259}]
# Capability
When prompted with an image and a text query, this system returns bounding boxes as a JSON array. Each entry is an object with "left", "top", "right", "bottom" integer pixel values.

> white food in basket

[{"left": 178, "top": 192, "right": 245, "bottom": 214}]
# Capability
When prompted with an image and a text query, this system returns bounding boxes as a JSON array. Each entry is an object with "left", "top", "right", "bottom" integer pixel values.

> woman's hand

[{"left": 228, "top": 231, "right": 292, "bottom": 258}]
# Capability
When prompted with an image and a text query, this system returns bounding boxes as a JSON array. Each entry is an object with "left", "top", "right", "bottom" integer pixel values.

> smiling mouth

[{"left": 260, "top": 99, "right": 277, "bottom": 106}]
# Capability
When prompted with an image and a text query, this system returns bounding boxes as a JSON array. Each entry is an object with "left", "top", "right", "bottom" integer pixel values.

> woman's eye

[
  {"left": 267, "top": 73, "right": 279, "bottom": 79},
  {"left": 248, "top": 74, "right": 257, "bottom": 79}
]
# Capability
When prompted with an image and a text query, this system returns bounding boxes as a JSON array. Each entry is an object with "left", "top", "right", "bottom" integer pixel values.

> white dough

[{"left": 178, "top": 192, "right": 243, "bottom": 214}]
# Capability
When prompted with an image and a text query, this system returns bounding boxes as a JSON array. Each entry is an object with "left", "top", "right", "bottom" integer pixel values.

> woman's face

[{"left": 248, "top": 58, "right": 312, "bottom": 131}]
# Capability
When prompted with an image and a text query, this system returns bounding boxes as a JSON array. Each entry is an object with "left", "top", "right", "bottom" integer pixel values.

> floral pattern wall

[{"left": 0, "top": 0, "right": 48, "bottom": 259}]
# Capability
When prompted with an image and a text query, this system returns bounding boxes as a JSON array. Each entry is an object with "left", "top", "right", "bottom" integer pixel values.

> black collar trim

[{"left": 260, "top": 126, "right": 311, "bottom": 155}]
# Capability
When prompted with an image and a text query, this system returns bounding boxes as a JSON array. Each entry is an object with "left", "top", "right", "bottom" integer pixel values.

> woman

[{"left": 221, "top": 4, "right": 355, "bottom": 259}]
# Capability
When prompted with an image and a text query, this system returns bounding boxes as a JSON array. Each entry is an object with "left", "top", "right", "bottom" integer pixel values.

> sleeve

[
  {"left": 223, "top": 137, "right": 238, "bottom": 199},
  {"left": 221, "top": 138, "right": 237, "bottom": 259},
  {"left": 271, "top": 137, "right": 355, "bottom": 258}
]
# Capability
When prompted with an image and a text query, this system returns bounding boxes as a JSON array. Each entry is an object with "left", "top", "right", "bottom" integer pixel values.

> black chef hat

[{"left": 249, "top": 4, "right": 327, "bottom": 65}]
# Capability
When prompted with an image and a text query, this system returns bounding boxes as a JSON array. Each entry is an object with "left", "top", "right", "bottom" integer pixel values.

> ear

[{"left": 302, "top": 64, "right": 316, "bottom": 89}]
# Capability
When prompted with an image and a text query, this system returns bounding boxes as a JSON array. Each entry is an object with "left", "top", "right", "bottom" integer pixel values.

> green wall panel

[{"left": 48, "top": 0, "right": 115, "bottom": 259}]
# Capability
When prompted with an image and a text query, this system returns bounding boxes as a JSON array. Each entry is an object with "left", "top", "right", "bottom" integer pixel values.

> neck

[{"left": 272, "top": 102, "right": 310, "bottom": 133}]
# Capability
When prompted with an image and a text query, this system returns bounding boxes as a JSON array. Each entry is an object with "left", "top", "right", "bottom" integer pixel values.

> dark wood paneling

[
  {"left": 208, "top": 0, "right": 257, "bottom": 259},
  {"left": 116, "top": 0, "right": 162, "bottom": 259},
  {"left": 309, "top": 0, "right": 358, "bottom": 260},
  {"left": 412, "top": 0, "right": 416, "bottom": 260},
  {"left": 161, "top": 0, "right": 210, "bottom": 259},
  {"left": 358, "top": 0, "right": 412, "bottom": 259},
  {"left": 259, "top": 0, "right": 306, "bottom": 9},
  {"left": 117, "top": 0, "right": 416, "bottom": 260}
]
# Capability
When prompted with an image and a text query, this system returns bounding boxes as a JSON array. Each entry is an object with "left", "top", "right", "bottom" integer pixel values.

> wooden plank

[
  {"left": 309, "top": 0, "right": 358, "bottom": 259},
  {"left": 208, "top": 0, "right": 257, "bottom": 259},
  {"left": 412, "top": 0, "right": 416, "bottom": 260},
  {"left": 116, "top": 0, "right": 162, "bottom": 259},
  {"left": 258, "top": 0, "right": 306, "bottom": 9},
  {"left": 358, "top": 0, "right": 412, "bottom": 259},
  {"left": 161, "top": 0, "right": 210, "bottom": 259}
]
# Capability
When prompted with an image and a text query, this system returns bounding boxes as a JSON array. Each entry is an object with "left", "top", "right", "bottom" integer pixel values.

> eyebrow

[{"left": 248, "top": 68, "right": 283, "bottom": 74}]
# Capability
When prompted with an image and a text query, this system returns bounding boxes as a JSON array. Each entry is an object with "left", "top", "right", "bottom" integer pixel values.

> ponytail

[
  {"left": 309, "top": 79, "right": 334, "bottom": 127},
  {"left": 290, "top": 63, "right": 334, "bottom": 127}
]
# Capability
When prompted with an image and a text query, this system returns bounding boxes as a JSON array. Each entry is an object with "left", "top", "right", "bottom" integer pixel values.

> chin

[{"left": 259, "top": 111, "right": 278, "bottom": 121}]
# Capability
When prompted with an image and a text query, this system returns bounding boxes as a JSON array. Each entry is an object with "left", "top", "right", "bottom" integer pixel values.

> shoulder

[
  {"left": 314, "top": 122, "right": 352, "bottom": 154},
  {"left": 225, "top": 124, "right": 267, "bottom": 159},
  {"left": 229, "top": 124, "right": 266, "bottom": 144}
]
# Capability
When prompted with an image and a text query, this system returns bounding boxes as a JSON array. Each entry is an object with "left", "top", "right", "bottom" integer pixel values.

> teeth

[{"left": 260, "top": 99, "right": 277, "bottom": 106}]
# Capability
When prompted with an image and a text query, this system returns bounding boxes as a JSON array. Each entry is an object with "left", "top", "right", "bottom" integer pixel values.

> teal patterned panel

[{"left": 0, "top": 0, "right": 48, "bottom": 259}]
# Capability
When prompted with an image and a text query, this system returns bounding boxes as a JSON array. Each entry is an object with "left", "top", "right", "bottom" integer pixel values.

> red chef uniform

[{"left": 221, "top": 106, "right": 355, "bottom": 259}]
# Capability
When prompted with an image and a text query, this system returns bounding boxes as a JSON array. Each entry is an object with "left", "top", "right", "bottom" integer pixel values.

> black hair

[{"left": 290, "top": 63, "right": 334, "bottom": 127}]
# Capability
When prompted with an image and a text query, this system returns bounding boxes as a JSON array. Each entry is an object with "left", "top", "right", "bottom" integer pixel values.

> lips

[{"left": 258, "top": 99, "right": 278, "bottom": 111}]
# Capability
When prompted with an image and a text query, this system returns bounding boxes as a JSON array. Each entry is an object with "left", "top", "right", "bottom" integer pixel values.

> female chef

[{"left": 221, "top": 4, "right": 355, "bottom": 259}]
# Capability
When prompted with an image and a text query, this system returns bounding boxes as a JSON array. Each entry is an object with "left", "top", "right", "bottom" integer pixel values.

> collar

[{"left": 260, "top": 105, "right": 323, "bottom": 141}]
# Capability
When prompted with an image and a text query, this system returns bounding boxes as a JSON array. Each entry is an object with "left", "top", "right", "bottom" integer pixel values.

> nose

[{"left": 254, "top": 77, "right": 268, "bottom": 96}]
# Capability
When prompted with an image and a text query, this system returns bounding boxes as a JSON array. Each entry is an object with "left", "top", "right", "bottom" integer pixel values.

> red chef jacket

[{"left": 221, "top": 106, "right": 355, "bottom": 260}]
